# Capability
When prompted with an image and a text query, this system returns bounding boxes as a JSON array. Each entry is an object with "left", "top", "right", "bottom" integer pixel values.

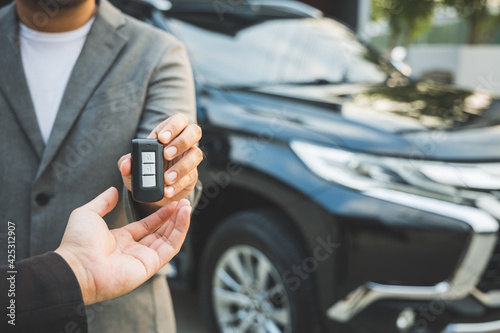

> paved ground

[{"left": 171, "top": 283, "right": 209, "bottom": 333}]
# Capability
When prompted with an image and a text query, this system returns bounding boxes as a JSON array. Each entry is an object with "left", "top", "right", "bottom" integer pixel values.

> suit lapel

[
  {"left": 0, "top": 3, "right": 45, "bottom": 159},
  {"left": 37, "top": 0, "right": 128, "bottom": 180}
]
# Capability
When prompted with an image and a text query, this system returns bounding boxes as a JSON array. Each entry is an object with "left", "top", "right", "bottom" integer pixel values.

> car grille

[{"left": 478, "top": 236, "right": 500, "bottom": 292}]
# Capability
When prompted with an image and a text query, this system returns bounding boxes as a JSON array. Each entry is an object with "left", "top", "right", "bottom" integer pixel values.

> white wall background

[{"left": 407, "top": 45, "right": 500, "bottom": 96}]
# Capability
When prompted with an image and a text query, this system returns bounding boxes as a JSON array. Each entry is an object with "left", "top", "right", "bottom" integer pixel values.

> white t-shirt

[{"left": 19, "top": 18, "right": 95, "bottom": 143}]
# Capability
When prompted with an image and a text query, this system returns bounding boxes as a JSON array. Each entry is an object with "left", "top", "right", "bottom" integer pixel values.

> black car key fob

[{"left": 131, "top": 139, "right": 164, "bottom": 203}]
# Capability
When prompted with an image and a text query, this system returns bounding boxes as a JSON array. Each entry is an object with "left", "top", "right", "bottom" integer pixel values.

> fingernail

[
  {"left": 165, "top": 186, "right": 175, "bottom": 198},
  {"left": 179, "top": 198, "right": 191, "bottom": 206},
  {"left": 161, "top": 131, "right": 172, "bottom": 142},
  {"left": 165, "top": 146, "right": 177, "bottom": 159},
  {"left": 167, "top": 171, "right": 177, "bottom": 182}
]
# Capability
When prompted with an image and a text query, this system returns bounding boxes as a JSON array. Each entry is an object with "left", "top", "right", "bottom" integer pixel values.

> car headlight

[{"left": 290, "top": 141, "right": 500, "bottom": 202}]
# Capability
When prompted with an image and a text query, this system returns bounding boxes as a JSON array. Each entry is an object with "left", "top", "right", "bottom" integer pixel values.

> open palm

[{"left": 55, "top": 187, "right": 191, "bottom": 305}]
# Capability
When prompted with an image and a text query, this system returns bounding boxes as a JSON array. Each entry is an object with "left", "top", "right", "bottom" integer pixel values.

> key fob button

[
  {"left": 142, "top": 152, "right": 155, "bottom": 163},
  {"left": 142, "top": 175, "right": 156, "bottom": 188},
  {"left": 142, "top": 163, "right": 155, "bottom": 175}
]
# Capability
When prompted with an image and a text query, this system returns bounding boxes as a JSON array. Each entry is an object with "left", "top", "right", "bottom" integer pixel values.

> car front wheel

[{"left": 199, "top": 209, "right": 322, "bottom": 333}]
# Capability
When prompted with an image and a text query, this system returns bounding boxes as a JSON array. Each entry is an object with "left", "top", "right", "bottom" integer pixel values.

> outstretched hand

[{"left": 55, "top": 187, "right": 191, "bottom": 305}]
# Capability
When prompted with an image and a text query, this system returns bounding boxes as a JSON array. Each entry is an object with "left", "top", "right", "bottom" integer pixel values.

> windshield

[{"left": 168, "top": 16, "right": 396, "bottom": 87}]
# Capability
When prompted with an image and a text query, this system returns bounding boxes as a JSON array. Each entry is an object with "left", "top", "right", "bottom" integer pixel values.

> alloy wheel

[{"left": 212, "top": 244, "right": 292, "bottom": 333}]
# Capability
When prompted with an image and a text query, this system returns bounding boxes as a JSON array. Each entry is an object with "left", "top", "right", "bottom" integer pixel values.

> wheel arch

[
  {"left": 191, "top": 183, "right": 311, "bottom": 276},
  {"left": 189, "top": 163, "right": 340, "bottom": 326}
]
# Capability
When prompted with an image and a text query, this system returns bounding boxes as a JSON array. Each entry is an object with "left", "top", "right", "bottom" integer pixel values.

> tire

[{"left": 199, "top": 209, "right": 323, "bottom": 333}]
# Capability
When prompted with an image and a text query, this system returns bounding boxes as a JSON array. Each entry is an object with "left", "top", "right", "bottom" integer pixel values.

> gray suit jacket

[{"left": 0, "top": 1, "right": 199, "bottom": 332}]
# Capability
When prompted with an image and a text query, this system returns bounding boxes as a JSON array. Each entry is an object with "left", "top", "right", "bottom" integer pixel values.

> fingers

[
  {"left": 118, "top": 154, "right": 132, "bottom": 177},
  {"left": 165, "top": 168, "right": 198, "bottom": 199},
  {"left": 157, "top": 204, "right": 192, "bottom": 264},
  {"left": 163, "top": 123, "right": 202, "bottom": 160},
  {"left": 147, "top": 113, "right": 190, "bottom": 144},
  {"left": 122, "top": 201, "right": 178, "bottom": 241},
  {"left": 80, "top": 187, "right": 119, "bottom": 217},
  {"left": 139, "top": 113, "right": 202, "bottom": 201},
  {"left": 150, "top": 199, "right": 192, "bottom": 264},
  {"left": 139, "top": 199, "right": 191, "bottom": 247},
  {"left": 164, "top": 146, "right": 203, "bottom": 185},
  {"left": 146, "top": 113, "right": 201, "bottom": 159}
]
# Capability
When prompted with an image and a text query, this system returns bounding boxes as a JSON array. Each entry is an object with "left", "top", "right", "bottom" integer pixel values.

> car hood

[{"left": 242, "top": 82, "right": 500, "bottom": 161}]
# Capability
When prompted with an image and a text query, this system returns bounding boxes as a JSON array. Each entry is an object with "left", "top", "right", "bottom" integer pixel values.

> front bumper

[{"left": 326, "top": 189, "right": 499, "bottom": 328}]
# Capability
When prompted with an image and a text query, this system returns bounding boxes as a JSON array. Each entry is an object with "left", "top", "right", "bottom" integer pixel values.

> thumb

[
  {"left": 81, "top": 187, "right": 119, "bottom": 217},
  {"left": 118, "top": 154, "right": 132, "bottom": 177}
]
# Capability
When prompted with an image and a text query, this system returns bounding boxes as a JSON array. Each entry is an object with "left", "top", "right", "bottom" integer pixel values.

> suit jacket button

[{"left": 35, "top": 193, "right": 52, "bottom": 206}]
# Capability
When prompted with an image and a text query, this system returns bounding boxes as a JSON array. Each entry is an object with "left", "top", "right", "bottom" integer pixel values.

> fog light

[{"left": 396, "top": 308, "right": 415, "bottom": 331}]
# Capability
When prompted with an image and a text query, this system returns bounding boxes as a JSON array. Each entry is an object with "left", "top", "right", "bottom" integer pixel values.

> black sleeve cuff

[{"left": 1, "top": 252, "right": 88, "bottom": 333}]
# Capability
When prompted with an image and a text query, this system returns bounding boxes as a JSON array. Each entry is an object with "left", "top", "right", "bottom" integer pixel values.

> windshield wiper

[
  {"left": 280, "top": 78, "right": 345, "bottom": 86},
  {"left": 216, "top": 78, "right": 344, "bottom": 91}
]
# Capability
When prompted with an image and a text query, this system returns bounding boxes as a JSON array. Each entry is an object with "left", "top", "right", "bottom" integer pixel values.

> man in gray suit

[{"left": 0, "top": 0, "right": 203, "bottom": 331}]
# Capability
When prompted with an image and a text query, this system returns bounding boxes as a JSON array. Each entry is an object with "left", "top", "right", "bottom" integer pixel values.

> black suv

[{"left": 116, "top": 0, "right": 500, "bottom": 332}]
